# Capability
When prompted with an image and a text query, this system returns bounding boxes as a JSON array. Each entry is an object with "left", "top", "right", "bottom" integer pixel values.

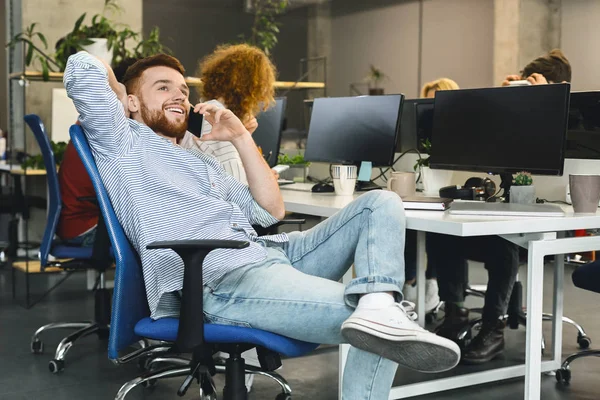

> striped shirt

[{"left": 64, "top": 52, "right": 288, "bottom": 319}]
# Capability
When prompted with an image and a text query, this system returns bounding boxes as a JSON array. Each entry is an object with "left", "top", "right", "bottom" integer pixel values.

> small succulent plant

[{"left": 513, "top": 171, "right": 533, "bottom": 186}]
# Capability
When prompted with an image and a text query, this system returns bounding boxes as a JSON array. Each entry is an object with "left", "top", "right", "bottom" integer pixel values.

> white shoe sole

[{"left": 341, "top": 319, "right": 460, "bottom": 373}]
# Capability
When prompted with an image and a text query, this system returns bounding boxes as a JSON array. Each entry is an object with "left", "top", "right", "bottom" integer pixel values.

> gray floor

[{"left": 1, "top": 261, "right": 600, "bottom": 400}]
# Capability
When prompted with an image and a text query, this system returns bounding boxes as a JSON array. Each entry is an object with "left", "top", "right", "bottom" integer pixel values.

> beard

[{"left": 139, "top": 100, "right": 188, "bottom": 140}]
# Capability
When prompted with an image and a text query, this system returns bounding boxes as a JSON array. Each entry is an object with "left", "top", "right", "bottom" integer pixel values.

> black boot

[
  {"left": 436, "top": 303, "right": 470, "bottom": 344},
  {"left": 461, "top": 320, "right": 506, "bottom": 365}
]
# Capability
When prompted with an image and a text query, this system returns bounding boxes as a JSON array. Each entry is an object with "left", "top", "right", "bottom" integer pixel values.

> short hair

[
  {"left": 522, "top": 49, "right": 572, "bottom": 83},
  {"left": 122, "top": 54, "right": 186, "bottom": 95},
  {"left": 420, "top": 78, "right": 460, "bottom": 98},
  {"left": 199, "top": 44, "right": 276, "bottom": 121}
]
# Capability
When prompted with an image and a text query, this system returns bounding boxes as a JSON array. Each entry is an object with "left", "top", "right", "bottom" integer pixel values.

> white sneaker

[
  {"left": 341, "top": 301, "right": 460, "bottom": 372},
  {"left": 425, "top": 279, "right": 441, "bottom": 313},
  {"left": 402, "top": 283, "right": 417, "bottom": 303}
]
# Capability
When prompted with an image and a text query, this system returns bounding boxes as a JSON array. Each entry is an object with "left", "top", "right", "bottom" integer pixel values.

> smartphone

[
  {"left": 508, "top": 80, "right": 531, "bottom": 86},
  {"left": 187, "top": 107, "right": 204, "bottom": 138}
]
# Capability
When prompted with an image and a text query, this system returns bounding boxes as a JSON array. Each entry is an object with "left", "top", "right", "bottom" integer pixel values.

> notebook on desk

[
  {"left": 448, "top": 202, "right": 565, "bottom": 217},
  {"left": 402, "top": 196, "right": 453, "bottom": 211}
]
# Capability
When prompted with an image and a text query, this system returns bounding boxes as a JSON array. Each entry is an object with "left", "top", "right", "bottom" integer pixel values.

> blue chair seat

[
  {"left": 50, "top": 244, "right": 114, "bottom": 261},
  {"left": 135, "top": 317, "right": 319, "bottom": 358}
]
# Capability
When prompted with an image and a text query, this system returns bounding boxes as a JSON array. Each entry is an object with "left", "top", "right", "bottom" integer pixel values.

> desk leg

[
  {"left": 416, "top": 231, "right": 426, "bottom": 327},
  {"left": 552, "top": 247, "right": 565, "bottom": 366},
  {"left": 525, "top": 241, "right": 544, "bottom": 399}
]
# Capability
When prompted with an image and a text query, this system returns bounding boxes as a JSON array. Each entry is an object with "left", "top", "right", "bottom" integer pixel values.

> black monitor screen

[
  {"left": 566, "top": 91, "right": 600, "bottom": 160},
  {"left": 430, "top": 84, "right": 570, "bottom": 175},
  {"left": 304, "top": 95, "right": 404, "bottom": 167},
  {"left": 396, "top": 98, "right": 434, "bottom": 153},
  {"left": 252, "top": 98, "right": 287, "bottom": 167}
]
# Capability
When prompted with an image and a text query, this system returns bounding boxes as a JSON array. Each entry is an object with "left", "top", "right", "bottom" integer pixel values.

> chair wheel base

[
  {"left": 577, "top": 334, "right": 591, "bottom": 349},
  {"left": 31, "top": 339, "right": 43, "bottom": 354},
  {"left": 556, "top": 368, "right": 571, "bottom": 385},
  {"left": 141, "top": 379, "right": 157, "bottom": 388},
  {"left": 275, "top": 393, "right": 291, "bottom": 400},
  {"left": 49, "top": 359, "right": 65, "bottom": 374}
]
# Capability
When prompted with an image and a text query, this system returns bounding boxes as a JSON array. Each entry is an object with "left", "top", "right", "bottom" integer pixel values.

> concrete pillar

[
  {"left": 307, "top": 0, "right": 331, "bottom": 99},
  {"left": 493, "top": 0, "right": 561, "bottom": 85}
]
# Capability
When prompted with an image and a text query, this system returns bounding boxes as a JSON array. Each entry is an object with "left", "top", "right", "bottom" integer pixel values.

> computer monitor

[
  {"left": 396, "top": 98, "right": 434, "bottom": 154},
  {"left": 566, "top": 91, "right": 600, "bottom": 160},
  {"left": 304, "top": 94, "right": 404, "bottom": 167},
  {"left": 430, "top": 84, "right": 570, "bottom": 182},
  {"left": 252, "top": 97, "right": 287, "bottom": 167}
]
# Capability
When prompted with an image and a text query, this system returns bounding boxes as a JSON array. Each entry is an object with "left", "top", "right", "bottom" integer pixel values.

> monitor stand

[
  {"left": 499, "top": 173, "right": 513, "bottom": 203},
  {"left": 355, "top": 180, "right": 382, "bottom": 192}
]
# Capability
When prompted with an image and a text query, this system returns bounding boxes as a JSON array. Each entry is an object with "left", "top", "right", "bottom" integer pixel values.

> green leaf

[
  {"left": 41, "top": 58, "right": 50, "bottom": 81},
  {"left": 74, "top": 13, "right": 86, "bottom": 33},
  {"left": 25, "top": 44, "right": 34, "bottom": 65},
  {"left": 36, "top": 32, "right": 48, "bottom": 49}
]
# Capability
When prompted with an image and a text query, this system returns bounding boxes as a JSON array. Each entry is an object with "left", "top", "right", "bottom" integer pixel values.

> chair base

[
  {"left": 556, "top": 349, "right": 600, "bottom": 385},
  {"left": 31, "top": 321, "right": 109, "bottom": 373},
  {"left": 115, "top": 352, "right": 293, "bottom": 400},
  {"left": 30, "top": 283, "right": 111, "bottom": 373}
]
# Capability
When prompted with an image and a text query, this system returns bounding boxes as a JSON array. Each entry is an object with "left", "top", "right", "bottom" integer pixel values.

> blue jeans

[{"left": 203, "top": 190, "right": 406, "bottom": 400}]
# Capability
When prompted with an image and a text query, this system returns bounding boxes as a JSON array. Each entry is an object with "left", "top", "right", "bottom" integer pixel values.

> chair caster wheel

[
  {"left": 49, "top": 359, "right": 65, "bottom": 374},
  {"left": 555, "top": 368, "right": 571, "bottom": 385},
  {"left": 577, "top": 334, "right": 591, "bottom": 349},
  {"left": 31, "top": 339, "right": 44, "bottom": 354},
  {"left": 275, "top": 393, "right": 291, "bottom": 400},
  {"left": 141, "top": 378, "right": 157, "bottom": 388}
]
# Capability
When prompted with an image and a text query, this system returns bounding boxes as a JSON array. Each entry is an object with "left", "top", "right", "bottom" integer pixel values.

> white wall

[
  {"left": 329, "top": 0, "right": 494, "bottom": 99},
  {"left": 330, "top": 1, "right": 421, "bottom": 98},
  {"left": 561, "top": 0, "right": 600, "bottom": 91},
  {"left": 421, "top": 0, "right": 494, "bottom": 90}
]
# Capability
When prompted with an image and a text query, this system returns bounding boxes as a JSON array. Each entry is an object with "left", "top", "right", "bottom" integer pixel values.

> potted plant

[
  {"left": 510, "top": 171, "right": 535, "bottom": 204},
  {"left": 413, "top": 139, "right": 453, "bottom": 196},
  {"left": 6, "top": 22, "right": 60, "bottom": 80},
  {"left": 277, "top": 153, "right": 310, "bottom": 183},
  {"left": 365, "top": 65, "right": 387, "bottom": 95},
  {"left": 240, "top": 0, "right": 288, "bottom": 56}
]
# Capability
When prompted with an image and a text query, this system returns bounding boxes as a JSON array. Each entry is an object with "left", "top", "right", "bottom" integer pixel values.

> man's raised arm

[{"left": 63, "top": 51, "right": 132, "bottom": 158}]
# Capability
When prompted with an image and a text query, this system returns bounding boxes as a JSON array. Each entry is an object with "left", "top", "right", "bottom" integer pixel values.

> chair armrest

[
  {"left": 147, "top": 240, "right": 249, "bottom": 251},
  {"left": 271, "top": 218, "right": 306, "bottom": 227},
  {"left": 146, "top": 239, "right": 249, "bottom": 352}
]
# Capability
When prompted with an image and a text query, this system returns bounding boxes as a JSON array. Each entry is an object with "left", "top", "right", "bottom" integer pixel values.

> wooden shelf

[
  {"left": 10, "top": 71, "right": 325, "bottom": 90},
  {"left": 0, "top": 163, "right": 47, "bottom": 176}
]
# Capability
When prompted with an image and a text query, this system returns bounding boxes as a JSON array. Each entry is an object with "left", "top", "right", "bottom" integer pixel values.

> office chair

[
  {"left": 556, "top": 261, "right": 600, "bottom": 385},
  {"left": 70, "top": 124, "right": 320, "bottom": 400},
  {"left": 24, "top": 114, "right": 113, "bottom": 373}
]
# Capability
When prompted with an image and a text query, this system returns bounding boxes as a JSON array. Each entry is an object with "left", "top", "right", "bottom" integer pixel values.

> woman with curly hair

[{"left": 181, "top": 44, "right": 278, "bottom": 185}]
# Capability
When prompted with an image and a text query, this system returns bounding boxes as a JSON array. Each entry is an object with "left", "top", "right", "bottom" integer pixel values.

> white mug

[
  {"left": 332, "top": 165, "right": 357, "bottom": 196},
  {"left": 387, "top": 172, "right": 416, "bottom": 198}
]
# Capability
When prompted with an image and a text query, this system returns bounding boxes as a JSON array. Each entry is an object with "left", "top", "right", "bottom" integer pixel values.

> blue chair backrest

[
  {"left": 24, "top": 114, "right": 61, "bottom": 267},
  {"left": 69, "top": 124, "right": 150, "bottom": 360}
]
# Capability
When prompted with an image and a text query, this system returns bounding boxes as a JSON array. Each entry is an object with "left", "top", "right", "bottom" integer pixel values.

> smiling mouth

[{"left": 165, "top": 107, "right": 185, "bottom": 115}]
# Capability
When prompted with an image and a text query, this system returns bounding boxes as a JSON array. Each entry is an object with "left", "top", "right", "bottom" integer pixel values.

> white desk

[{"left": 281, "top": 189, "right": 600, "bottom": 400}]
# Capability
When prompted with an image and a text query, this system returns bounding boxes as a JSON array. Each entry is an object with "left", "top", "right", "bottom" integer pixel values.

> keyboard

[
  {"left": 279, "top": 182, "right": 315, "bottom": 192},
  {"left": 277, "top": 179, "right": 295, "bottom": 186},
  {"left": 448, "top": 202, "right": 565, "bottom": 217}
]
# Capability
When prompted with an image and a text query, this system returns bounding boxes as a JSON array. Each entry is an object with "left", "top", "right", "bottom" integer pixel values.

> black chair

[{"left": 556, "top": 261, "right": 600, "bottom": 385}]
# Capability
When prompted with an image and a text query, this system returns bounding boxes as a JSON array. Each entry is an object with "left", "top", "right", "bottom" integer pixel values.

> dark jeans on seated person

[
  {"left": 427, "top": 233, "right": 520, "bottom": 323},
  {"left": 404, "top": 230, "right": 437, "bottom": 282},
  {"left": 60, "top": 225, "right": 97, "bottom": 248}
]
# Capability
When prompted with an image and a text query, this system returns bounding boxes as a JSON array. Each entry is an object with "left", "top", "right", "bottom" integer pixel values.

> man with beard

[{"left": 65, "top": 51, "right": 460, "bottom": 399}]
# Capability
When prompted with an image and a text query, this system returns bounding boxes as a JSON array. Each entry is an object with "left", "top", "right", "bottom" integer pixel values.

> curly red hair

[{"left": 198, "top": 44, "right": 277, "bottom": 121}]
